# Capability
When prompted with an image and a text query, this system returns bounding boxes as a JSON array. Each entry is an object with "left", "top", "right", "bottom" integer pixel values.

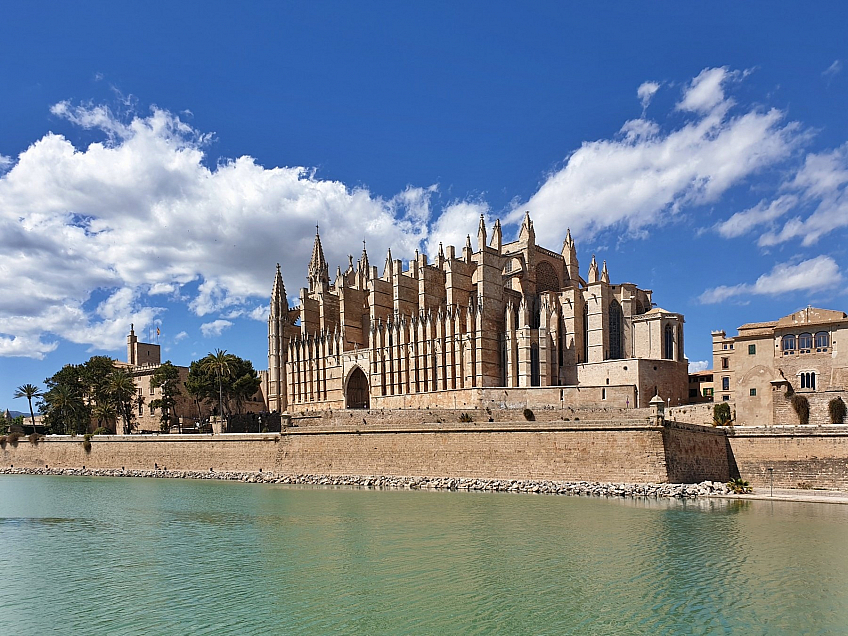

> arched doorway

[{"left": 346, "top": 366, "right": 370, "bottom": 409}]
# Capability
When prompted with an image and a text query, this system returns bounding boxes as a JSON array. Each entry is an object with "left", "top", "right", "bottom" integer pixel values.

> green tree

[
  {"left": 149, "top": 361, "right": 182, "bottom": 432},
  {"left": 187, "top": 351, "right": 261, "bottom": 422},
  {"left": 109, "top": 369, "right": 138, "bottom": 434},
  {"left": 80, "top": 356, "right": 117, "bottom": 414},
  {"left": 41, "top": 383, "right": 87, "bottom": 435},
  {"left": 13, "top": 384, "right": 42, "bottom": 433},
  {"left": 91, "top": 402, "right": 118, "bottom": 433},
  {"left": 713, "top": 402, "right": 732, "bottom": 426}
]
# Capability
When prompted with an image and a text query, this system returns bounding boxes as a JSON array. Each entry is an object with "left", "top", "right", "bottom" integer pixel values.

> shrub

[
  {"left": 28, "top": 433, "right": 41, "bottom": 445},
  {"left": 727, "top": 478, "right": 752, "bottom": 494},
  {"left": 458, "top": 412, "right": 473, "bottom": 423},
  {"left": 791, "top": 394, "right": 810, "bottom": 425},
  {"left": 784, "top": 384, "right": 795, "bottom": 398},
  {"left": 713, "top": 402, "right": 732, "bottom": 426},
  {"left": 92, "top": 427, "right": 108, "bottom": 436},
  {"left": 523, "top": 408, "right": 535, "bottom": 421},
  {"left": 83, "top": 440, "right": 92, "bottom": 452},
  {"left": 0, "top": 435, "right": 6, "bottom": 447},
  {"left": 8, "top": 432, "right": 20, "bottom": 447},
  {"left": 828, "top": 397, "right": 847, "bottom": 424}
]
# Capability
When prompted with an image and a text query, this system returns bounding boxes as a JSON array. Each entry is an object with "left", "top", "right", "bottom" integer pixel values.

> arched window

[
  {"left": 531, "top": 295, "right": 541, "bottom": 329},
  {"left": 815, "top": 331, "right": 830, "bottom": 350},
  {"left": 535, "top": 261, "right": 560, "bottom": 293},
  {"left": 798, "top": 332, "right": 812, "bottom": 352},
  {"left": 530, "top": 343, "right": 540, "bottom": 386},
  {"left": 608, "top": 300, "right": 623, "bottom": 360},
  {"left": 782, "top": 334, "right": 796, "bottom": 354},
  {"left": 800, "top": 371, "right": 816, "bottom": 390},
  {"left": 582, "top": 304, "right": 589, "bottom": 363},
  {"left": 663, "top": 324, "right": 674, "bottom": 360}
]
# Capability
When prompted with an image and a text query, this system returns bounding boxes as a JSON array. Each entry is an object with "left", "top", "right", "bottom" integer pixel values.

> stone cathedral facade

[{"left": 267, "top": 213, "right": 688, "bottom": 413}]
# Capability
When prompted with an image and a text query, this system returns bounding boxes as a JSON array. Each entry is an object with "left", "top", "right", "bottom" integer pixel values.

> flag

[{"left": 156, "top": 327, "right": 160, "bottom": 336}]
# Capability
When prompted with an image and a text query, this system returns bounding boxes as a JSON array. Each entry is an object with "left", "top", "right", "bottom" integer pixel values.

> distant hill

[{"left": 3, "top": 410, "right": 32, "bottom": 419}]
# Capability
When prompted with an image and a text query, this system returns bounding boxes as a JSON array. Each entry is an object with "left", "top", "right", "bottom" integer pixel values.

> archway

[{"left": 345, "top": 366, "right": 370, "bottom": 409}]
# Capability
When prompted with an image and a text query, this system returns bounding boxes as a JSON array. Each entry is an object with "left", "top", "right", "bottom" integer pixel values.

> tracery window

[
  {"left": 663, "top": 324, "right": 674, "bottom": 360},
  {"left": 530, "top": 343, "right": 540, "bottom": 386},
  {"left": 582, "top": 304, "right": 589, "bottom": 363},
  {"left": 608, "top": 300, "right": 623, "bottom": 359},
  {"left": 535, "top": 261, "right": 560, "bottom": 294},
  {"left": 815, "top": 331, "right": 830, "bottom": 350},
  {"left": 798, "top": 332, "right": 812, "bottom": 352},
  {"left": 782, "top": 334, "right": 796, "bottom": 354}
]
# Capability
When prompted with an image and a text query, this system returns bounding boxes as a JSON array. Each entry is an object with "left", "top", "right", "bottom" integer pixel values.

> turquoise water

[{"left": 1, "top": 476, "right": 847, "bottom": 635}]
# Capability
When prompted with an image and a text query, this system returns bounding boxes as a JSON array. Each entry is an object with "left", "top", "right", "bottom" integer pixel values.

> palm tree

[
  {"left": 109, "top": 369, "right": 138, "bottom": 434},
  {"left": 46, "top": 384, "right": 86, "bottom": 435},
  {"left": 202, "top": 349, "right": 234, "bottom": 430},
  {"left": 91, "top": 402, "right": 118, "bottom": 433},
  {"left": 13, "top": 384, "right": 42, "bottom": 434}
]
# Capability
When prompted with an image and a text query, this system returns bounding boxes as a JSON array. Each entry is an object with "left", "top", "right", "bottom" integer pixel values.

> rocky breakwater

[{"left": 0, "top": 466, "right": 731, "bottom": 498}]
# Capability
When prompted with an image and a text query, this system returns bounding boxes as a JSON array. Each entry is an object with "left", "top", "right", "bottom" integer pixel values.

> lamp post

[{"left": 767, "top": 467, "right": 774, "bottom": 497}]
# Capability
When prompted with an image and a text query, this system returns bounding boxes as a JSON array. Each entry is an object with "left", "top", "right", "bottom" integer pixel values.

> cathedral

[{"left": 266, "top": 213, "right": 688, "bottom": 413}]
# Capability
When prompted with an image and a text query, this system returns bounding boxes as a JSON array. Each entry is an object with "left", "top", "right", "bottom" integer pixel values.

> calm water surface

[{"left": 1, "top": 475, "right": 847, "bottom": 635}]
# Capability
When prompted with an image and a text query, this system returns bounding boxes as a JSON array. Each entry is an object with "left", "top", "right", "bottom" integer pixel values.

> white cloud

[
  {"left": 0, "top": 103, "right": 434, "bottom": 357},
  {"left": 716, "top": 194, "right": 798, "bottom": 238},
  {"left": 510, "top": 66, "right": 804, "bottom": 242},
  {"left": 200, "top": 319, "right": 233, "bottom": 338},
  {"left": 688, "top": 360, "right": 709, "bottom": 373},
  {"left": 173, "top": 331, "right": 188, "bottom": 343},
  {"left": 637, "top": 81, "right": 660, "bottom": 110},
  {"left": 823, "top": 60, "right": 842, "bottom": 81},
  {"left": 424, "top": 200, "right": 491, "bottom": 259},
  {"left": 699, "top": 256, "right": 842, "bottom": 304}
]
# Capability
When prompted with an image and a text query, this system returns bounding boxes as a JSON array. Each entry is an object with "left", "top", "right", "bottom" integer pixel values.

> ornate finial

[
  {"left": 316, "top": 223, "right": 320, "bottom": 234},
  {"left": 276, "top": 262, "right": 281, "bottom": 272}
]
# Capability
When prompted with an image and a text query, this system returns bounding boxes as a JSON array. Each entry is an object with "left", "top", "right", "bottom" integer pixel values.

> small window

[
  {"left": 748, "top": 344, "right": 756, "bottom": 355},
  {"left": 722, "top": 395, "right": 730, "bottom": 401},
  {"left": 602, "top": 388, "right": 607, "bottom": 400},
  {"left": 730, "top": 344, "right": 734, "bottom": 349},
  {"left": 721, "top": 357, "right": 729, "bottom": 369},
  {"left": 799, "top": 333, "right": 812, "bottom": 352},
  {"left": 689, "top": 388, "right": 697, "bottom": 398},
  {"left": 704, "top": 388, "right": 713, "bottom": 397},
  {"left": 722, "top": 376, "right": 730, "bottom": 391},
  {"left": 815, "top": 331, "right": 829, "bottom": 350},
  {"left": 800, "top": 372, "right": 816, "bottom": 390},
  {"left": 722, "top": 344, "right": 728, "bottom": 350},
  {"left": 749, "top": 388, "right": 757, "bottom": 397},
  {"left": 149, "top": 404, "right": 154, "bottom": 415},
  {"left": 149, "top": 386, "right": 155, "bottom": 395}
]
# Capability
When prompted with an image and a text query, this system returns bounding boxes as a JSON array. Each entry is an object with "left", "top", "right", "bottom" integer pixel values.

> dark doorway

[{"left": 346, "top": 366, "right": 370, "bottom": 409}]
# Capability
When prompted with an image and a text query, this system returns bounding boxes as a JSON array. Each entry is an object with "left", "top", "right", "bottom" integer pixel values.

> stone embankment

[{"left": 0, "top": 466, "right": 731, "bottom": 498}]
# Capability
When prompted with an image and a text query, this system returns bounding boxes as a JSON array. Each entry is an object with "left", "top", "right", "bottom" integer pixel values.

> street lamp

[{"left": 767, "top": 467, "right": 774, "bottom": 497}]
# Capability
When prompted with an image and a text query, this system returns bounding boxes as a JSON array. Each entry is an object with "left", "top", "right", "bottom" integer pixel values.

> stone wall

[
  {"left": 772, "top": 389, "right": 848, "bottom": 426},
  {"left": 0, "top": 421, "right": 730, "bottom": 484},
  {"left": 662, "top": 423, "right": 731, "bottom": 483},
  {"left": 726, "top": 426, "right": 848, "bottom": 489}
]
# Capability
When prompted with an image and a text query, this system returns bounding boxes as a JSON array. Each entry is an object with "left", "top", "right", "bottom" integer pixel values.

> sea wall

[
  {"left": 726, "top": 426, "right": 848, "bottom": 489},
  {"left": 0, "top": 420, "right": 729, "bottom": 484}
]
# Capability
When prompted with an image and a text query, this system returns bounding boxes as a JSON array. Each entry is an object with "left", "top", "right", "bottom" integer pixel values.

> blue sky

[{"left": 2, "top": 2, "right": 848, "bottom": 408}]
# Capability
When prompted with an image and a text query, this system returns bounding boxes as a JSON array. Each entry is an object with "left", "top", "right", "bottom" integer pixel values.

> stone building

[
  {"left": 712, "top": 307, "right": 848, "bottom": 426},
  {"left": 266, "top": 213, "right": 688, "bottom": 413}
]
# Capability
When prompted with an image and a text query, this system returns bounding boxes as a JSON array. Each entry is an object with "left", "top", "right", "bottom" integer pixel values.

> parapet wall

[
  {"left": 0, "top": 420, "right": 729, "bottom": 484},
  {"left": 727, "top": 426, "right": 848, "bottom": 489}
]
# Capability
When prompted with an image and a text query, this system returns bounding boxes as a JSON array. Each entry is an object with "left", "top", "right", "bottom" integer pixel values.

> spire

[
  {"left": 477, "top": 214, "right": 487, "bottom": 252},
  {"left": 359, "top": 240, "right": 369, "bottom": 271},
  {"left": 383, "top": 247, "right": 393, "bottom": 281},
  {"left": 518, "top": 210, "right": 535, "bottom": 245},
  {"left": 562, "top": 227, "right": 579, "bottom": 282},
  {"left": 490, "top": 219, "right": 502, "bottom": 253},
  {"left": 271, "top": 263, "right": 288, "bottom": 318},
  {"left": 307, "top": 226, "right": 330, "bottom": 293},
  {"left": 588, "top": 254, "right": 599, "bottom": 284},
  {"left": 601, "top": 260, "right": 609, "bottom": 284}
]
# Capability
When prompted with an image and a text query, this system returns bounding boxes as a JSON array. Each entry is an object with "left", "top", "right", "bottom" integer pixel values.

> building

[
  {"left": 266, "top": 213, "right": 688, "bottom": 412},
  {"left": 123, "top": 326, "right": 263, "bottom": 431},
  {"left": 712, "top": 307, "right": 848, "bottom": 425},
  {"left": 687, "top": 370, "right": 714, "bottom": 403}
]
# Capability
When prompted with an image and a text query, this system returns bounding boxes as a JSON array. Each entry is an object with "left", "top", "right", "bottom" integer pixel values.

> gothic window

[
  {"left": 582, "top": 304, "right": 589, "bottom": 363},
  {"left": 530, "top": 343, "right": 540, "bottom": 386},
  {"left": 608, "top": 300, "right": 623, "bottom": 360},
  {"left": 782, "top": 334, "right": 796, "bottom": 354},
  {"left": 535, "top": 261, "right": 560, "bottom": 293},
  {"left": 499, "top": 333, "right": 507, "bottom": 387},
  {"left": 558, "top": 315, "right": 564, "bottom": 367},
  {"left": 799, "top": 332, "right": 812, "bottom": 352},
  {"left": 815, "top": 331, "right": 830, "bottom": 350},
  {"left": 663, "top": 324, "right": 674, "bottom": 360},
  {"left": 530, "top": 295, "right": 541, "bottom": 329}
]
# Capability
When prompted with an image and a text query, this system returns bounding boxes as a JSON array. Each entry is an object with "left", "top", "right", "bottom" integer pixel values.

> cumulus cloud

[
  {"left": 716, "top": 194, "right": 798, "bottom": 238},
  {"left": 173, "top": 331, "right": 188, "bottom": 343},
  {"left": 699, "top": 256, "right": 842, "bottom": 304},
  {"left": 200, "top": 319, "right": 233, "bottom": 338},
  {"left": 424, "top": 200, "right": 491, "bottom": 259},
  {"left": 509, "top": 66, "right": 804, "bottom": 241},
  {"left": 688, "top": 360, "right": 710, "bottom": 373},
  {"left": 0, "top": 103, "right": 435, "bottom": 357}
]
